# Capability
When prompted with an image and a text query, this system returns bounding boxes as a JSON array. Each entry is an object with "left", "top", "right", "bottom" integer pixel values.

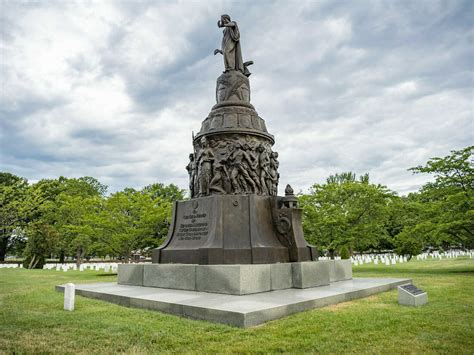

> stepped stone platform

[
  {"left": 56, "top": 277, "right": 411, "bottom": 328},
  {"left": 117, "top": 261, "right": 353, "bottom": 295}
]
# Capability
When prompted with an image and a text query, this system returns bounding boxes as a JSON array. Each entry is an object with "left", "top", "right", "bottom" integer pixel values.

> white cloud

[{"left": 1, "top": 0, "right": 472, "bottom": 195}]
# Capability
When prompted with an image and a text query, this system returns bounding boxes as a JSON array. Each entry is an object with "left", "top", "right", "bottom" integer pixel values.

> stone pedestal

[
  {"left": 118, "top": 260, "right": 352, "bottom": 295},
  {"left": 292, "top": 261, "right": 330, "bottom": 288},
  {"left": 196, "top": 264, "right": 271, "bottom": 295},
  {"left": 329, "top": 260, "right": 352, "bottom": 282},
  {"left": 118, "top": 264, "right": 144, "bottom": 286}
]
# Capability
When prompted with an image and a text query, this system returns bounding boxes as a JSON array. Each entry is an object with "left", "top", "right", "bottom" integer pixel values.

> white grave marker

[{"left": 64, "top": 283, "right": 75, "bottom": 311}]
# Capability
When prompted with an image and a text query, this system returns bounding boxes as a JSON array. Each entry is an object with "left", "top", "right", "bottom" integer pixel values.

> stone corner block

[
  {"left": 118, "top": 264, "right": 144, "bottom": 286},
  {"left": 330, "top": 260, "right": 353, "bottom": 282},
  {"left": 196, "top": 264, "right": 271, "bottom": 295},
  {"left": 270, "top": 263, "right": 293, "bottom": 290},
  {"left": 143, "top": 264, "right": 197, "bottom": 290},
  {"left": 292, "top": 261, "right": 330, "bottom": 289}
]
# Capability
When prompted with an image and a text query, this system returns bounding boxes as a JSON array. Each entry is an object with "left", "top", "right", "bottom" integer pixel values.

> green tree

[
  {"left": 300, "top": 172, "right": 395, "bottom": 258},
  {"left": 142, "top": 183, "right": 185, "bottom": 202},
  {"left": 92, "top": 184, "right": 178, "bottom": 261},
  {"left": 397, "top": 146, "right": 474, "bottom": 251},
  {"left": 0, "top": 172, "right": 29, "bottom": 261},
  {"left": 22, "top": 222, "right": 58, "bottom": 269},
  {"left": 54, "top": 194, "right": 103, "bottom": 265},
  {"left": 21, "top": 176, "right": 108, "bottom": 266}
]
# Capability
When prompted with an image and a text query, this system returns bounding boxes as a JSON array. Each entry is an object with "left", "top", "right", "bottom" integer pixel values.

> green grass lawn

[{"left": 1, "top": 258, "right": 473, "bottom": 354}]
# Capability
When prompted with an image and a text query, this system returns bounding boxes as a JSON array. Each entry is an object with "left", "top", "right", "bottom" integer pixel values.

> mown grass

[{"left": 0, "top": 258, "right": 473, "bottom": 354}]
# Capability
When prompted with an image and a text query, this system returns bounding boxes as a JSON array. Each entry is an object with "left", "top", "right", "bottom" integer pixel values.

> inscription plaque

[
  {"left": 398, "top": 283, "right": 428, "bottom": 306},
  {"left": 400, "top": 284, "right": 425, "bottom": 295}
]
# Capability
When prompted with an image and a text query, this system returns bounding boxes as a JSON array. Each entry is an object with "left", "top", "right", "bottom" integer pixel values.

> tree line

[
  {"left": 0, "top": 176, "right": 184, "bottom": 268},
  {"left": 300, "top": 146, "right": 473, "bottom": 257},
  {"left": 1, "top": 146, "right": 472, "bottom": 268}
]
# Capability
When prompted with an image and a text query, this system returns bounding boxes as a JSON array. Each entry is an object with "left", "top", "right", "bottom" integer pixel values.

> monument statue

[
  {"left": 214, "top": 14, "right": 244, "bottom": 73},
  {"left": 214, "top": 14, "right": 253, "bottom": 77},
  {"left": 152, "top": 15, "right": 317, "bottom": 265}
]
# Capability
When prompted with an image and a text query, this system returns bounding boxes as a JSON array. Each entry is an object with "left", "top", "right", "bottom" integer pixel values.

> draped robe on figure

[{"left": 221, "top": 22, "right": 244, "bottom": 73}]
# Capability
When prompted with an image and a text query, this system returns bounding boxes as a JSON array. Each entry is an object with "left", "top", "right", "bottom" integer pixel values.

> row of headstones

[
  {"left": 351, "top": 254, "right": 409, "bottom": 266},
  {"left": 42, "top": 263, "right": 120, "bottom": 273},
  {"left": 0, "top": 263, "right": 23, "bottom": 269},
  {"left": 348, "top": 249, "right": 474, "bottom": 266},
  {"left": 416, "top": 249, "right": 474, "bottom": 260}
]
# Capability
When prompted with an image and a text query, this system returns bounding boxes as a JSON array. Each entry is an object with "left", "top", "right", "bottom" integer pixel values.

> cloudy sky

[{"left": 1, "top": 0, "right": 472, "bottom": 195}]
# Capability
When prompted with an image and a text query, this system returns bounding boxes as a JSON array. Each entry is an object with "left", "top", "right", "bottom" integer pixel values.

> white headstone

[{"left": 64, "top": 283, "right": 75, "bottom": 311}]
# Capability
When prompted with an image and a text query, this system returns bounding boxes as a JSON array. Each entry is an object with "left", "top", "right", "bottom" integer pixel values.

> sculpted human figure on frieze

[
  {"left": 186, "top": 153, "right": 197, "bottom": 197},
  {"left": 209, "top": 153, "right": 229, "bottom": 194},
  {"left": 269, "top": 152, "right": 280, "bottom": 196},
  {"left": 228, "top": 141, "right": 256, "bottom": 194},
  {"left": 190, "top": 134, "right": 279, "bottom": 197},
  {"left": 257, "top": 144, "right": 271, "bottom": 195},
  {"left": 196, "top": 137, "right": 214, "bottom": 197}
]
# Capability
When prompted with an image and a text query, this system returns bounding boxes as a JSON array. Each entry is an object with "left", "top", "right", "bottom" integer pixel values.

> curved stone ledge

[
  {"left": 212, "top": 100, "right": 255, "bottom": 110},
  {"left": 194, "top": 129, "right": 274, "bottom": 145}
]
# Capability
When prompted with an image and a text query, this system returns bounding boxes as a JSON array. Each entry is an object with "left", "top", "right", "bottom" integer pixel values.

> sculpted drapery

[{"left": 218, "top": 14, "right": 244, "bottom": 73}]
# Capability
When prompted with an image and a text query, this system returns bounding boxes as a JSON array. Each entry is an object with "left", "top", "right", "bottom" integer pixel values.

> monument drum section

[{"left": 152, "top": 15, "right": 317, "bottom": 265}]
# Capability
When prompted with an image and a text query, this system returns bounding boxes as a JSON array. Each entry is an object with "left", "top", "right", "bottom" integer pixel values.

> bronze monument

[{"left": 152, "top": 15, "right": 317, "bottom": 265}]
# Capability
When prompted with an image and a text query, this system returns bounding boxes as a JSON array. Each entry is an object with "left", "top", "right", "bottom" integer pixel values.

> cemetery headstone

[{"left": 64, "top": 283, "right": 75, "bottom": 311}]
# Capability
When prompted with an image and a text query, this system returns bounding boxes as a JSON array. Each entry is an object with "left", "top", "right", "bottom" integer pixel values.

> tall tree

[
  {"left": 398, "top": 146, "right": 474, "bottom": 250},
  {"left": 93, "top": 188, "right": 174, "bottom": 261},
  {"left": 22, "top": 176, "right": 109, "bottom": 267},
  {"left": 0, "top": 173, "right": 29, "bottom": 261},
  {"left": 300, "top": 172, "right": 395, "bottom": 257}
]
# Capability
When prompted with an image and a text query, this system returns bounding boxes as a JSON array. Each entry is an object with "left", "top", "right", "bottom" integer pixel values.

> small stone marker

[
  {"left": 64, "top": 283, "right": 75, "bottom": 311},
  {"left": 398, "top": 284, "right": 428, "bottom": 307}
]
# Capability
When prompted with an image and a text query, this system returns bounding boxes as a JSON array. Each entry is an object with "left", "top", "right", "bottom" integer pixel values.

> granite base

[{"left": 56, "top": 278, "right": 410, "bottom": 327}]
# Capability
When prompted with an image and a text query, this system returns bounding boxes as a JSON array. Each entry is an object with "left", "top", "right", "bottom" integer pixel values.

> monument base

[
  {"left": 118, "top": 260, "right": 352, "bottom": 295},
  {"left": 152, "top": 195, "right": 317, "bottom": 265},
  {"left": 56, "top": 277, "right": 411, "bottom": 327}
]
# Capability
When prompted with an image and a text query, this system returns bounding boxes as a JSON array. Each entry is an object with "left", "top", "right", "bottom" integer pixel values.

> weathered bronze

[{"left": 152, "top": 16, "right": 316, "bottom": 265}]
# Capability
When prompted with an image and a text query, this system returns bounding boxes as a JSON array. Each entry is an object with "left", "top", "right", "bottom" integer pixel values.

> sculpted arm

[
  {"left": 217, "top": 20, "right": 236, "bottom": 28},
  {"left": 243, "top": 151, "right": 254, "bottom": 166}
]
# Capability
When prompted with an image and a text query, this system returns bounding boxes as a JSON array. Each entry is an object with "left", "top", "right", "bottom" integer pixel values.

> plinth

[{"left": 152, "top": 195, "right": 317, "bottom": 265}]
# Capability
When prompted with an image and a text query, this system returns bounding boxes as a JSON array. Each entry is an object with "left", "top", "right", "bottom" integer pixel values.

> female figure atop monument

[{"left": 214, "top": 14, "right": 244, "bottom": 73}]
